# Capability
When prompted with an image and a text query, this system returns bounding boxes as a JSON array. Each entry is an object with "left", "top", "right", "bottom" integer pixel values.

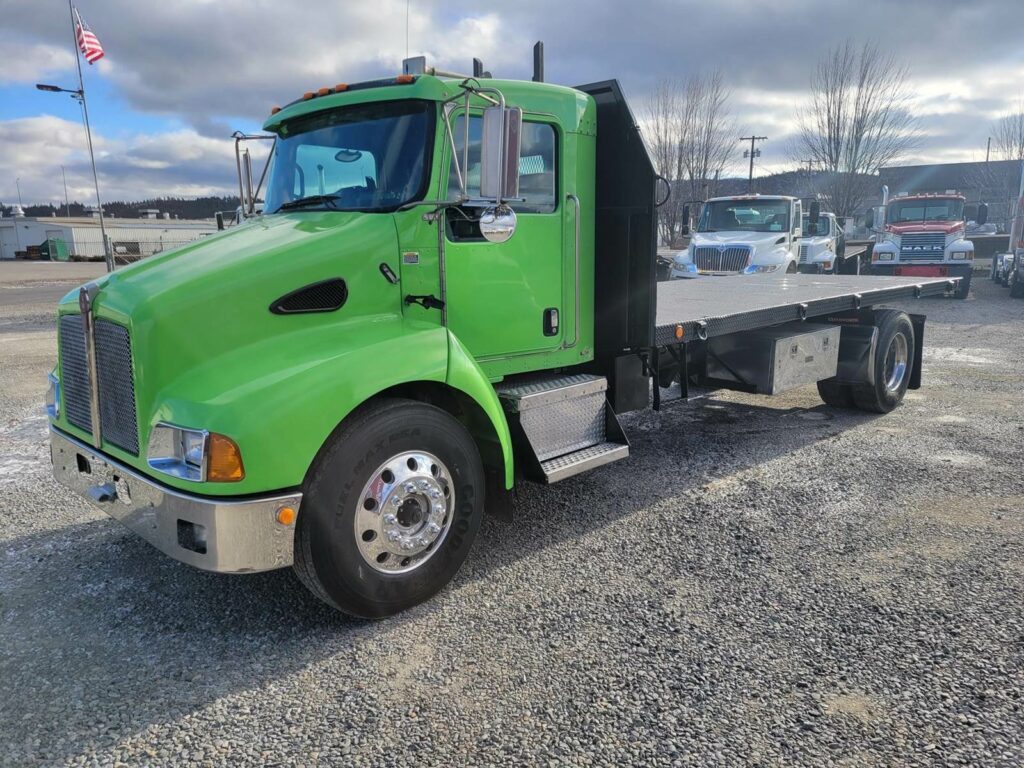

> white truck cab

[
  {"left": 671, "top": 195, "right": 802, "bottom": 278},
  {"left": 798, "top": 210, "right": 846, "bottom": 274}
]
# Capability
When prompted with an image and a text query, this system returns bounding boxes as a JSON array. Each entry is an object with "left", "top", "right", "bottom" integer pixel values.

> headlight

[
  {"left": 744, "top": 264, "right": 781, "bottom": 274},
  {"left": 950, "top": 251, "right": 972, "bottom": 260},
  {"left": 147, "top": 423, "right": 245, "bottom": 482},
  {"left": 45, "top": 373, "right": 60, "bottom": 419},
  {"left": 876, "top": 252, "right": 894, "bottom": 261}
]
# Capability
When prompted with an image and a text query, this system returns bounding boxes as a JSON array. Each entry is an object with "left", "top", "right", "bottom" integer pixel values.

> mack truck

[
  {"left": 46, "top": 52, "right": 958, "bottom": 617},
  {"left": 670, "top": 194, "right": 804, "bottom": 278},
  {"left": 867, "top": 187, "right": 986, "bottom": 300}
]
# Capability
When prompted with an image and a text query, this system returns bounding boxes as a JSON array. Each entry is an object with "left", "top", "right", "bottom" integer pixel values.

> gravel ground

[{"left": 1, "top": 263, "right": 1022, "bottom": 767}]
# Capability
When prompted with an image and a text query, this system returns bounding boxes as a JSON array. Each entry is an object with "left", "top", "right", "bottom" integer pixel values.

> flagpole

[{"left": 69, "top": 0, "right": 113, "bottom": 272}]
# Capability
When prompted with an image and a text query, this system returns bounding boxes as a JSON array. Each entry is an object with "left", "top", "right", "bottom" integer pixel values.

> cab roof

[
  {"left": 706, "top": 194, "right": 798, "bottom": 203},
  {"left": 262, "top": 74, "right": 594, "bottom": 135}
]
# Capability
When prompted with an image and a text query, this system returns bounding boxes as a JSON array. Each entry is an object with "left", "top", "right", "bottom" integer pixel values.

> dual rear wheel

[{"left": 817, "top": 310, "right": 914, "bottom": 414}]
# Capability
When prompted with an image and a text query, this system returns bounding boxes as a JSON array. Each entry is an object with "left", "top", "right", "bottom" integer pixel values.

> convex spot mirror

[
  {"left": 479, "top": 105, "right": 522, "bottom": 202},
  {"left": 479, "top": 204, "right": 517, "bottom": 244}
]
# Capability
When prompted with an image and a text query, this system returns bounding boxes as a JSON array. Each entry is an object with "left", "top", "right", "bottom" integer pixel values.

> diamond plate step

[
  {"left": 496, "top": 373, "right": 629, "bottom": 484},
  {"left": 539, "top": 442, "right": 629, "bottom": 484}
]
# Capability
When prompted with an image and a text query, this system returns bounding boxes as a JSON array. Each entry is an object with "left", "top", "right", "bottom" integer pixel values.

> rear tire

[
  {"left": 786, "top": 260, "right": 798, "bottom": 274},
  {"left": 817, "top": 378, "right": 855, "bottom": 409},
  {"left": 852, "top": 310, "right": 914, "bottom": 414},
  {"left": 294, "top": 398, "right": 484, "bottom": 617}
]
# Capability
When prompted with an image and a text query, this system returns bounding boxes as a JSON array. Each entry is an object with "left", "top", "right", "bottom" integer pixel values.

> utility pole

[
  {"left": 16, "top": 177, "right": 24, "bottom": 209},
  {"left": 801, "top": 159, "right": 815, "bottom": 173},
  {"left": 61, "top": 166, "right": 70, "bottom": 217},
  {"left": 740, "top": 135, "right": 767, "bottom": 192},
  {"left": 985, "top": 137, "right": 991, "bottom": 164}
]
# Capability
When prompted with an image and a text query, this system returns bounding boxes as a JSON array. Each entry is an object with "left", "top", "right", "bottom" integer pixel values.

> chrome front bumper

[{"left": 50, "top": 426, "right": 301, "bottom": 573}]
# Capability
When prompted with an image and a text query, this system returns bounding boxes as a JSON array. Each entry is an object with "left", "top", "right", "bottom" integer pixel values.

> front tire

[
  {"left": 1011, "top": 271, "right": 1024, "bottom": 298},
  {"left": 294, "top": 399, "right": 485, "bottom": 617},
  {"left": 786, "top": 260, "right": 798, "bottom": 274},
  {"left": 953, "top": 273, "right": 971, "bottom": 300},
  {"left": 852, "top": 310, "right": 914, "bottom": 413}
]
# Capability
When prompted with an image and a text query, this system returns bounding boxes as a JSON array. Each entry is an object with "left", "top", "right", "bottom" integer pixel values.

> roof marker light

[
  {"left": 270, "top": 106, "right": 281, "bottom": 115},
  {"left": 317, "top": 87, "right": 331, "bottom": 96},
  {"left": 302, "top": 91, "right": 314, "bottom": 100},
  {"left": 396, "top": 74, "right": 415, "bottom": 84},
  {"left": 334, "top": 83, "right": 348, "bottom": 92}
]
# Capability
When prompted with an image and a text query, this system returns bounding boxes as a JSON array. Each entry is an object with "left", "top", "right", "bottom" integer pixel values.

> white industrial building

[{"left": 0, "top": 211, "right": 218, "bottom": 261}]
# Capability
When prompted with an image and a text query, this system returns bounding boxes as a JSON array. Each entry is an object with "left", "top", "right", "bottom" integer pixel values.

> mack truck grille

[
  {"left": 899, "top": 232, "right": 946, "bottom": 261},
  {"left": 58, "top": 315, "right": 140, "bottom": 455},
  {"left": 799, "top": 244, "right": 809, "bottom": 263},
  {"left": 693, "top": 246, "right": 750, "bottom": 273}
]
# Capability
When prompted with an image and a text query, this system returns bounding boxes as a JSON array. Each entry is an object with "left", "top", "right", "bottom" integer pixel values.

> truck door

[
  {"left": 791, "top": 200, "right": 803, "bottom": 261},
  {"left": 442, "top": 112, "right": 564, "bottom": 359}
]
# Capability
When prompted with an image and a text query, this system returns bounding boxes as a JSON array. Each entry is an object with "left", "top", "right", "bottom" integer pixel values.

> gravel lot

[{"left": 1, "top": 262, "right": 1021, "bottom": 766}]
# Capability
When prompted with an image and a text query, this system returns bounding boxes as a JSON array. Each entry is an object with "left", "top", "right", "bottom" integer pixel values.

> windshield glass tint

[
  {"left": 265, "top": 100, "right": 434, "bottom": 213},
  {"left": 887, "top": 198, "right": 964, "bottom": 223},
  {"left": 698, "top": 199, "right": 790, "bottom": 232}
]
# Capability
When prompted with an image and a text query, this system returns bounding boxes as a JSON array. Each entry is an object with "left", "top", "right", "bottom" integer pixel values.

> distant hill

[{"left": 2, "top": 196, "right": 240, "bottom": 220}]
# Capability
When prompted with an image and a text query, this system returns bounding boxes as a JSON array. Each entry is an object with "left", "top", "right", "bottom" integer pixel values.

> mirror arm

[{"left": 441, "top": 102, "right": 467, "bottom": 201}]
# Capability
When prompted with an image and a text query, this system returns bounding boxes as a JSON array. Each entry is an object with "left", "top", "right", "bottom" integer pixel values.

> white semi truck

[
  {"left": 670, "top": 194, "right": 803, "bottom": 278},
  {"left": 798, "top": 207, "right": 846, "bottom": 274}
]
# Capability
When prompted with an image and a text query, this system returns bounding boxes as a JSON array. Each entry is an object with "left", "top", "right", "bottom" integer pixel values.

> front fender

[
  {"left": 150, "top": 315, "right": 450, "bottom": 496},
  {"left": 445, "top": 332, "right": 514, "bottom": 489}
]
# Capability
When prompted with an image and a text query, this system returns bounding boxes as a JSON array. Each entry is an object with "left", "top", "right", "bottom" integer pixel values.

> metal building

[{"left": 0, "top": 213, "right": 218, "bottom": 261}]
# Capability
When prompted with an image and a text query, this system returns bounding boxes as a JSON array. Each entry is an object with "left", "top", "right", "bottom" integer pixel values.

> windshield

[
  {"left": 698, "top": 199, "right": 790, "bottom": 233},
  {"left": 802, "top": 215, "right": 830, "bottom": 236},
  {"left": 264, "top": 99, "right": 434, "bottom": 214},
  {"left": 887, "top": 198, "right": 964, "bottom": 224}
]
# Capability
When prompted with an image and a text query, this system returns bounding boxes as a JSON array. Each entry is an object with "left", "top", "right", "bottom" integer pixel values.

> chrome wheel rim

[
  {"left": 883, "top": 333, "right": 909, "bottom": 393},
  {"left": 354, "top": 450, "right": 454, "bottom": 574}
]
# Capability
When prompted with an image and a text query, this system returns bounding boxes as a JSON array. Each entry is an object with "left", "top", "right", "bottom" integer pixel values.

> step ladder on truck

[{"left": 46, "top": 46, "right": 958, "bottom": 617}]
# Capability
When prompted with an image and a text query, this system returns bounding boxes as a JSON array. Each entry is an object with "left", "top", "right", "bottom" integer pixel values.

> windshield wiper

[{"left": 276, "top": 194, "right": 342, "bottom": 211}]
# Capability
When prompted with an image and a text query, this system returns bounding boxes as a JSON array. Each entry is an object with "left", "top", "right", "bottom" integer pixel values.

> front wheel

[
  {"left": 953, "top": 273, "right": 971, "bottom": 300},
  {"left": 1010, "top": 271, "right": 1024, "bottom": 298},
  {"left": 786, "top": 260, "right": 798, "bottom": 274},
  {"left": 294, "top": 399, "right": 485, "bottom": 617},
  {"left": 852, "top": 310, "right": 915, "bottom": 413}
]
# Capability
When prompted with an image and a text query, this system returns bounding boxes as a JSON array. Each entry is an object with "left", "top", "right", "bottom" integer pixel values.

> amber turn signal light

[
  {"left": 276, "top": 506, "right": 297, "bottom": 526},
  {"left": 207, "top": 433, "right": 245, "bottom": 482}
]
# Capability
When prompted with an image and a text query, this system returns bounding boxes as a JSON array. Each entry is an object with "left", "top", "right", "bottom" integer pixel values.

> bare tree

[
  {"left": 643, "top": 80, "right": 685, "bottom": 246},
  {"left": 792, "top": 41, "right": 920, "bottom": 217},
  {"left": 992, "top": 99, "right": 1024, "bottom": 161},
  {"left": 643, "top": 72, "right": 734, "bottom": 246}
]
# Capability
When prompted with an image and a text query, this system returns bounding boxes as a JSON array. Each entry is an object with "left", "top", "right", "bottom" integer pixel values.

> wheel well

[{"left": 375, "top": 381, "right": 505, "bottom": 479}]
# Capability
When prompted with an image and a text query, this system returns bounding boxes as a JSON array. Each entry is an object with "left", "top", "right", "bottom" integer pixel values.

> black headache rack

[{"left": 575, "top": 80, "right": 658, "bottom": 359}]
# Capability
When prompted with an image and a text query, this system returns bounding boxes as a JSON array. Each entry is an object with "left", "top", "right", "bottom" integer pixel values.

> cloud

[
  {"left": 3, "top": 0, "right": 1024, "bottom": 199},
  {"left": 0, "top": 115, "right": 254, "bottom": 204}
]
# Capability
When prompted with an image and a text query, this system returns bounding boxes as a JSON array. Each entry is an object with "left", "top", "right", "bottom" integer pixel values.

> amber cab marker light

[
  {"left": 270, "top": 106, "right": 281, "bottom": 115},
  {"left": 317, "top": 87, "right": 331, "bottom": 96},
  {"left": 302, "top": 91, "right": 315, "bottom": 100},
  {"left": 276, "top": 506, "right": 297, "bottom": 526},
  {"left": 334, "top": 83, "right": 348, "bottom": 92},
  {"left": 206, "top": 433, "right": 245, "bottom": 482},
  {"left": 395, "top": 74, "right": 414, "bottom": 84},
  {"left": 675, "top": 325, "right": 684, "bottom": 340}
]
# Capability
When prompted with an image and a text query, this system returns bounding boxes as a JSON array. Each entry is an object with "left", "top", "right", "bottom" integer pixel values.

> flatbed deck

[{"left": 654, "top": 274, "right": 956, "bottom": 344}]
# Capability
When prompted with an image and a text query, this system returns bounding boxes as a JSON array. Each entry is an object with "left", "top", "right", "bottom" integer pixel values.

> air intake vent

[{"left": 270, "top": 278, "right": 348, "bottom": 314}]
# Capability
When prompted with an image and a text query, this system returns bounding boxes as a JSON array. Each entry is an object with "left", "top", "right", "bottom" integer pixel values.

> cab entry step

[{"left": 496, "top": 374, "right": 629, "bottom": 484}]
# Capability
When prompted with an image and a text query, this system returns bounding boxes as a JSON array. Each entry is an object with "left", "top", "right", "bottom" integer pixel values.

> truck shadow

[{"left": 1, "top": 395, "right": 879, "bottom": 763}]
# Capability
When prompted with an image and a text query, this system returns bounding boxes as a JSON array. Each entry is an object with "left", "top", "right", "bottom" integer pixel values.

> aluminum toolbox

[{"left": 706, "top": 322, "right": 840, "bottom": 395}]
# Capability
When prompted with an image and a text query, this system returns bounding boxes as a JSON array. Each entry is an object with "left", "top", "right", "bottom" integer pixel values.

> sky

[{"left": 1, "top": 0, "right": 1022, "bottom": 207}]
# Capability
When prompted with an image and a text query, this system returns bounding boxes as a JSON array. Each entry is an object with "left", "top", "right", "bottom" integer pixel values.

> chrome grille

[
  {"left": 57, "top": 315, "right": 139, "bottom": 455},
  {"left": 693, "top": 246, "right": 750, "bottom": 273},
  {"left": 899, "top": 232, "right": 946, "bottom": 261},
  {"left": 799, "top": 244, "right": 809, "bottom": 263},
  {"left": 58, "top": 315, "right": 92, "bottom": 434}
]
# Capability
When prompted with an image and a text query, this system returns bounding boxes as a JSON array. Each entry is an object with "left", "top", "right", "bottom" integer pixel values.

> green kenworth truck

[{"left": 47, "top": 52, "right": 958, "bottom": 617}]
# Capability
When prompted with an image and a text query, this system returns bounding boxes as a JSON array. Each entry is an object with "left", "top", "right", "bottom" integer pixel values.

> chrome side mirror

[
  {"left": 480, "top": 106, "right": 522, "bottom": 202},
  {"left": 479, "top": 204, "right": 517, "bottom": 243}
]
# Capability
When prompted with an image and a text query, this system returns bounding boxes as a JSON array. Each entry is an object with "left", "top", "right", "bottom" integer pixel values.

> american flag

[{"left": 75, "top": 8, "right": 104, "bottom": 65}]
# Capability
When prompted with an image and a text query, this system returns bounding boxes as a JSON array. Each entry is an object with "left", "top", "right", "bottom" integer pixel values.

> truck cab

[
  {"left": 869, "top": 192, "right": 980, "bottom": 299},
  {"left": 670, "top": 195, "right": 803, "bottom": 278},
  {"left": 797, "top": 211, "right": 845, "bottom": 274}
]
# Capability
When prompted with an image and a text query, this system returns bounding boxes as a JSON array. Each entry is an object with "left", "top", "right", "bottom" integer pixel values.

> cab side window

[{"left": 447, "top": 115, "right": 557, "bottom": 213}]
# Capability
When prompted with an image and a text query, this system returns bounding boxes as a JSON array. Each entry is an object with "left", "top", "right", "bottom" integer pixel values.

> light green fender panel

[
  {"left": 144, "top": 317, "right": 513, "bottom": 495},
  {"left": 445, "top": 331, "right": 514, "bottom": 489}
]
